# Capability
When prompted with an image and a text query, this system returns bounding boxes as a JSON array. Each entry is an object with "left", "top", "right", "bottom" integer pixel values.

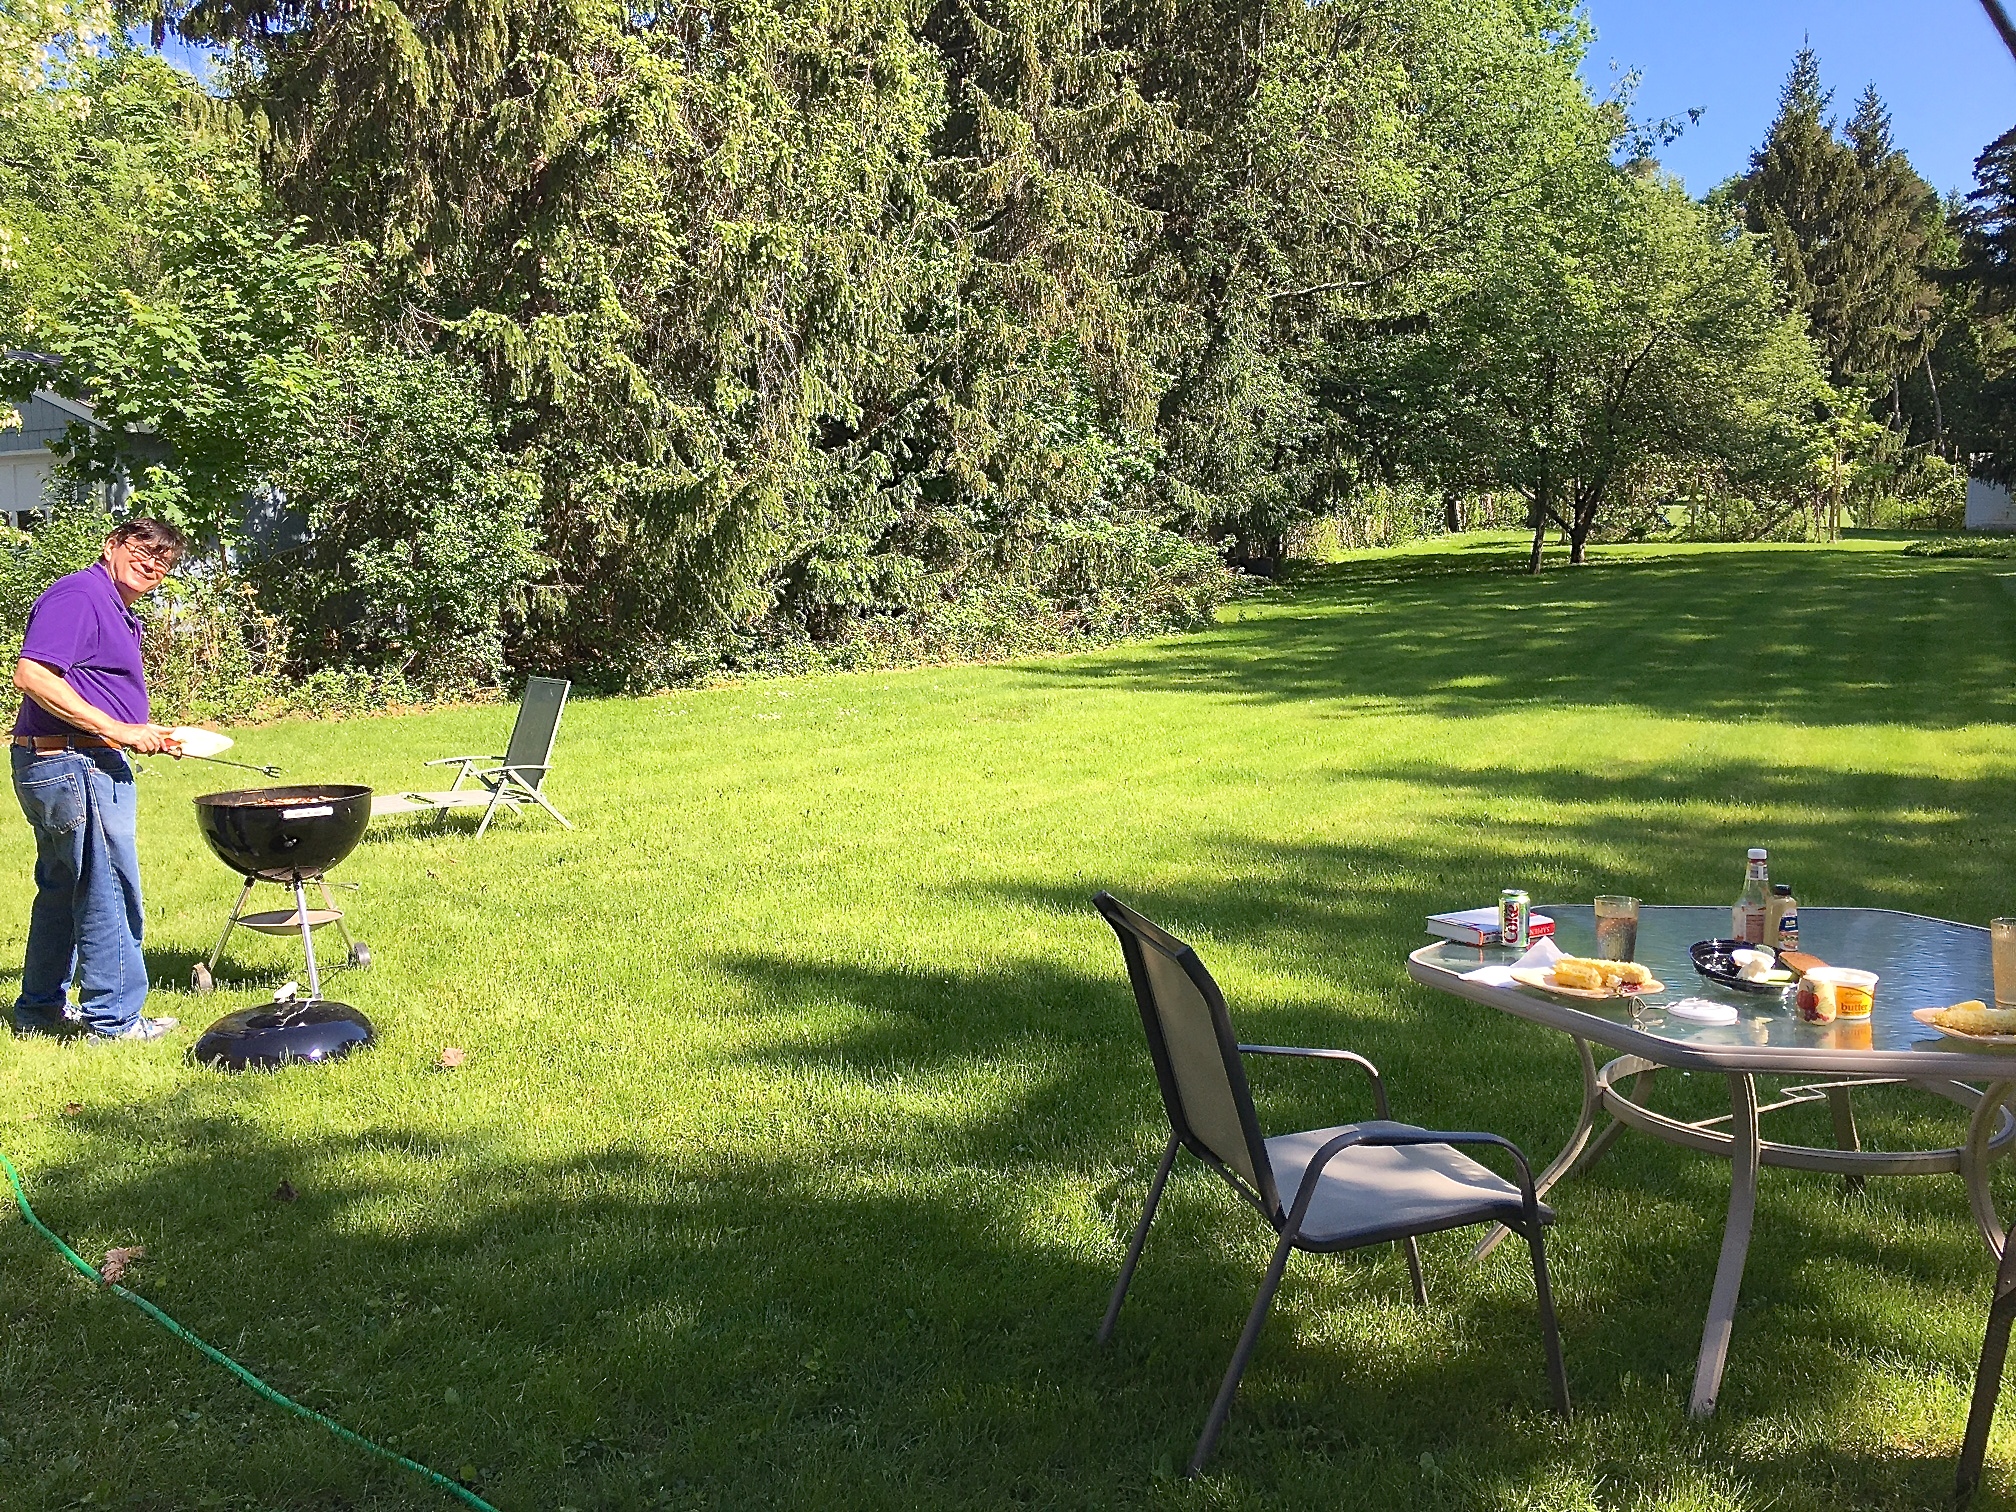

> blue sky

[{"left": 1580, "top": 1, "right": 2016, "bottom": 199}]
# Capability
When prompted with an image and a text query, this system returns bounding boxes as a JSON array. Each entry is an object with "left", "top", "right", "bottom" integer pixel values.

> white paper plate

[
  {"left": 168, "top": 726, "right": 233, "bottom": 758},
  {"left": 1667, "top": 997, "right": 1740, "bottom": 1025},
  {"left": 1510, "top": 966, "right": 1666, "bottom": 1000},
  {"left": 1912, "top": 1006, "right": 2016, "bottom": 1047}
]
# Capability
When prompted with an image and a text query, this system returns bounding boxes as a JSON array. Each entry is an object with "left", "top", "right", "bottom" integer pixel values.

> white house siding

[
  {"left": 0, "top": 451, "right": 54, "bottom": 521},
  {"left": 1967, "top": 477, "right": 2016, "bottom": 532}
]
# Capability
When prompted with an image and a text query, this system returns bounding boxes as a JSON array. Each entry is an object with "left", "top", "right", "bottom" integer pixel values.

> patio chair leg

[
  {"left": 530, "top": 788, "right": 574, "bottom": 830},
  {"left": 1521, "top": 1222, "right": 1571, "bottom": 1416},
  {"left": 1403, "top": 1237, "right": 1426, "bottom": 1307},
  {"left": 1100, "top": 1136, "right": 1179, "bottom": 1344},
  {"left": 1190, "top": 1230, "right": 1296, "bottom": 1477},
  {"left": 473, "top": 789, "right": 510, "bottom": 840},
  {"left": 1957, "top": 1220, "right": 2016, "bottom": 1503}
]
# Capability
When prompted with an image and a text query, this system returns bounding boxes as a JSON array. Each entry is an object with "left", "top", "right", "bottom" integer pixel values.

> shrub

[
  {"left": 1903, "top": 535, "right": 2016, "bottom": 558},
  {"left": 249, "top": 348, "right": 544, "bottom": 697}
]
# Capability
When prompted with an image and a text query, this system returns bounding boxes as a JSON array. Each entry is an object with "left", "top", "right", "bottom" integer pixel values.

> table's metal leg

[
  {"left": 1690, "top": 1071, "right": 1760, "bottom": 1419},
  {"left": 1473, "top": 1036, "right": 1602, "bottom": 1263},
  {"left": 1957, "top": 1215, "right": 2016, "bottom": 1503},
  {"left": 1572, "top": 1064, "right": 1658, "bottom": 1178},
  {"left": 1964, "top": 1080, "right": 2016, "bottom": 1259},
  {"left": 1826, "top": 1084, "right": 1865, "bottom": 1197}
]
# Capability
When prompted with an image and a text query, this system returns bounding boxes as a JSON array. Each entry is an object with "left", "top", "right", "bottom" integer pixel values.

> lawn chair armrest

[
  {"left": 1281, "top": 1127, "right": 1542, "bottom": 1244},
  {"left": 1238, "top": 1043, "right": 1391, "bottom": 1119},
  {"left": 423, "top": 754, "right": 503, "bottom": 767}
]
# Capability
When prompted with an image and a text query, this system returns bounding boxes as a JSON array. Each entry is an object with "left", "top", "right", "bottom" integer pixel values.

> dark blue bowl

[{"left": 1689, "top": 938, "right": 1790, "bottom": 993}]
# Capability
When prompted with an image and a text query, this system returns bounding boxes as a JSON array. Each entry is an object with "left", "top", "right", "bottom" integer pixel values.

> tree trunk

[
  {"left": 1443, "top": 492, "right": 1463, "bottom": 533},
  {"left": 1924, "top": 350, "right": 1947, "bottom": 457},
  {"left": 1526, "top": 487, "right": 1547, "bottom": 574},
  {"left": 1568, "top": 510, "right": 1591, "bottom": 565}
]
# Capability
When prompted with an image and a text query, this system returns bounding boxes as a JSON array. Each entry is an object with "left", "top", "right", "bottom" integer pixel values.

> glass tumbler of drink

[
  {"left": 1995, "top": 918, "right": 2016, "bottom": 1008},
  {"left": 1594, "top": 896, "right": 1640, "bottom": 961}
]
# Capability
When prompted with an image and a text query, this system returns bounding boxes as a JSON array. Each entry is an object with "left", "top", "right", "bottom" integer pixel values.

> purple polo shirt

[{"left": 13, "top": 561, "right": 149, "bottom": 736}]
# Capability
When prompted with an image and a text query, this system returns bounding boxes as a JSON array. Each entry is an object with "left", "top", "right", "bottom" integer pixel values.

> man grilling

[{"left": 10, "top": 518, "right": 189, "bottom": 1040}]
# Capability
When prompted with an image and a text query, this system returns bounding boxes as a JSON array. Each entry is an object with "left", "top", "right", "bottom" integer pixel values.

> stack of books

[{"left": 1426, "top": 907, "right": 1556, "bottom": 946}]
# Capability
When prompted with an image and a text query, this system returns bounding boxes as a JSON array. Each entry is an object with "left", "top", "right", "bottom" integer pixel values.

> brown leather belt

[{"left": 13, "top": 734, "right": 118, "bottom": 751}]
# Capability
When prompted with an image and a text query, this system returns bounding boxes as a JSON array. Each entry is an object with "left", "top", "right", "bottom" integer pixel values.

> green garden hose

[{"left": 2, "top": 1146, "right": 501, "bottom": 1512}]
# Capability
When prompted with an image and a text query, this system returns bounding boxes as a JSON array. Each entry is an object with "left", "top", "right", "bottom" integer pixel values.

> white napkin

[{"left": 1462, "top": 936, "right": 1564, "bottom": 987}]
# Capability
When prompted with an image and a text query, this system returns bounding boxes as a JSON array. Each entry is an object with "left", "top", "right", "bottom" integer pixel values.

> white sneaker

[{"left": 99, "top": 1016, "right": 179, "bottom": 1042}]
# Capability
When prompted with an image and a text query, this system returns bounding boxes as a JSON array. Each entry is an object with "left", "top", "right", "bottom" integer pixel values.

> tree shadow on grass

[
  {"left": 7, "top": 921, "right": 2004, "bottom": 1509},
  {"left": 16, "top": 741, "right": 2016, "bottom": 1509},
  {"left": 1020, "top": 548, "right": 2016, "bottom": 729},
  {"left": 699, "top": 948, "right": 1998, "bottom": 1502},
  {"left": 9, "top": 1088, "right": 1617, "bottom": 1512}
]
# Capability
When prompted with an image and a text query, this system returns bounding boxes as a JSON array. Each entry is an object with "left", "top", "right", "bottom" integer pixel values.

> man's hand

[{"left": 106, "top": 722, "right": 177, "bottom": 754}]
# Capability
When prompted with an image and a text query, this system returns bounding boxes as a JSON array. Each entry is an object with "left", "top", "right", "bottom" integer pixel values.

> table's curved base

[{"left": 1470, "top": 1035, "right": 2016, "bottom": 1416}]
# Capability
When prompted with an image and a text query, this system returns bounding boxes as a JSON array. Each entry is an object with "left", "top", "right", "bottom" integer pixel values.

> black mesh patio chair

[
  {"left": 1957, "top": 1218, "right": 2016, "bottom": 1502},
  {"left": 1093, "top": 892, "right": 1570, "bottom": 1474}
]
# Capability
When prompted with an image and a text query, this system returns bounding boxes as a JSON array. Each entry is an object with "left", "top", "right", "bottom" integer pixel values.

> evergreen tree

[
  {"left": 1737, "top": 47, "right": 1855, "bottom": 378},
  {"left": 1962, "top": 126, "right": 2016, "bottom": 312},
  {"left": 1838, "top": 85, "right": 1942, "bottom": 402},
  {"left": 1738, "top": 51, "right": 1940, "bottom": 402},
  {"left": 1945, "top": 126, "right": 2016, "bottom": 481}
]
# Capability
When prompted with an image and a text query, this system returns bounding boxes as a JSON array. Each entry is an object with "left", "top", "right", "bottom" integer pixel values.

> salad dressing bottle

[
  {"left": 1770, "top": 884, "right": 1799, "bottom": 951},
  {"left": 1732, "top": 848, "right": 1769, "bottom": 944}
]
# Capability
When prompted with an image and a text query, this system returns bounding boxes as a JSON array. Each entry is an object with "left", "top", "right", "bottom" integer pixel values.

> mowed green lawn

[{"left": 5, "top": 534, "right": 2016, "bottom": 1511}]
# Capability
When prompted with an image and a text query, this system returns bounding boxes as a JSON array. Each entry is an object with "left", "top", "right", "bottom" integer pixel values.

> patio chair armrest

[
  {"left": 423, "top": 754, "right": 503, "bottom": 767},
  {"left": 1281, "top": 1127, "right": 1541, "bottom": 1242},
  {"left": 1238, "top": 1043, "right": 1391, "bottom": 1119}
]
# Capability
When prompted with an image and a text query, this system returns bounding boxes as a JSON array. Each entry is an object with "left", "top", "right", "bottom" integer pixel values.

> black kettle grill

[{"left": 189, "top": 784, "right": 375, "bottom": 1071}]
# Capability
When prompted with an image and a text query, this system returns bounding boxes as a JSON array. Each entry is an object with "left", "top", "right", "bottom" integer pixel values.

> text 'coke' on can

[{"left": 1499, "top": 889, "right": 1532, "bottom": 949}]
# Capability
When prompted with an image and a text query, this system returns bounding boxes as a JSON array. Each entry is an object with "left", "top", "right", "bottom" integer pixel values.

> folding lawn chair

[
  {"left": 375, "top": 676, "right": 574, "bottom": 839},
  {"left": 1093, "top": 891, "right": 1569, "bottom": 1475}
]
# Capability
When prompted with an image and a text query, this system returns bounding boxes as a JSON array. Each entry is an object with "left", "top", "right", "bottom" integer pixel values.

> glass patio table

[{"left": 1408, "top": 904, "right": 2013, "bottom": 1418}]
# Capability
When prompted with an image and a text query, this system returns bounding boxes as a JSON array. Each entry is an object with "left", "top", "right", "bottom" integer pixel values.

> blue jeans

[{"left": 12, "top": 746, "right": 149, "bottom": 1034}]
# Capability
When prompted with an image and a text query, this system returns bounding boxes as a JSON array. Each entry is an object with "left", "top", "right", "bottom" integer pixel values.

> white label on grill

[{"left": 281, "top": 805, "right": 334, "bottom": 819}]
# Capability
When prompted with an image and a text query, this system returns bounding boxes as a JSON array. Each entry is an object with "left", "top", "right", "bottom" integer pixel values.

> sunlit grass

[{"left": 2, "top": 533, "right": 2016, "bottom": 1508}]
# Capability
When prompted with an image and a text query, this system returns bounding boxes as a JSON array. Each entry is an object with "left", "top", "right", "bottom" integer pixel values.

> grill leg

[
  {"left": 316, "top": 878, "right": 357, "bottom": 952},
  {"left": 206, "top": 877, "right": 256, "bottom": 973},
  {"left": 294, "top": 880, "right": 322, "bottom": 999}
]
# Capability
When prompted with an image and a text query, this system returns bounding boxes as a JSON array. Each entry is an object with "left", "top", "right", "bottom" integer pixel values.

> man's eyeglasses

[{"left": 121, "top": 543, "right": 179, "bottom": 574}]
